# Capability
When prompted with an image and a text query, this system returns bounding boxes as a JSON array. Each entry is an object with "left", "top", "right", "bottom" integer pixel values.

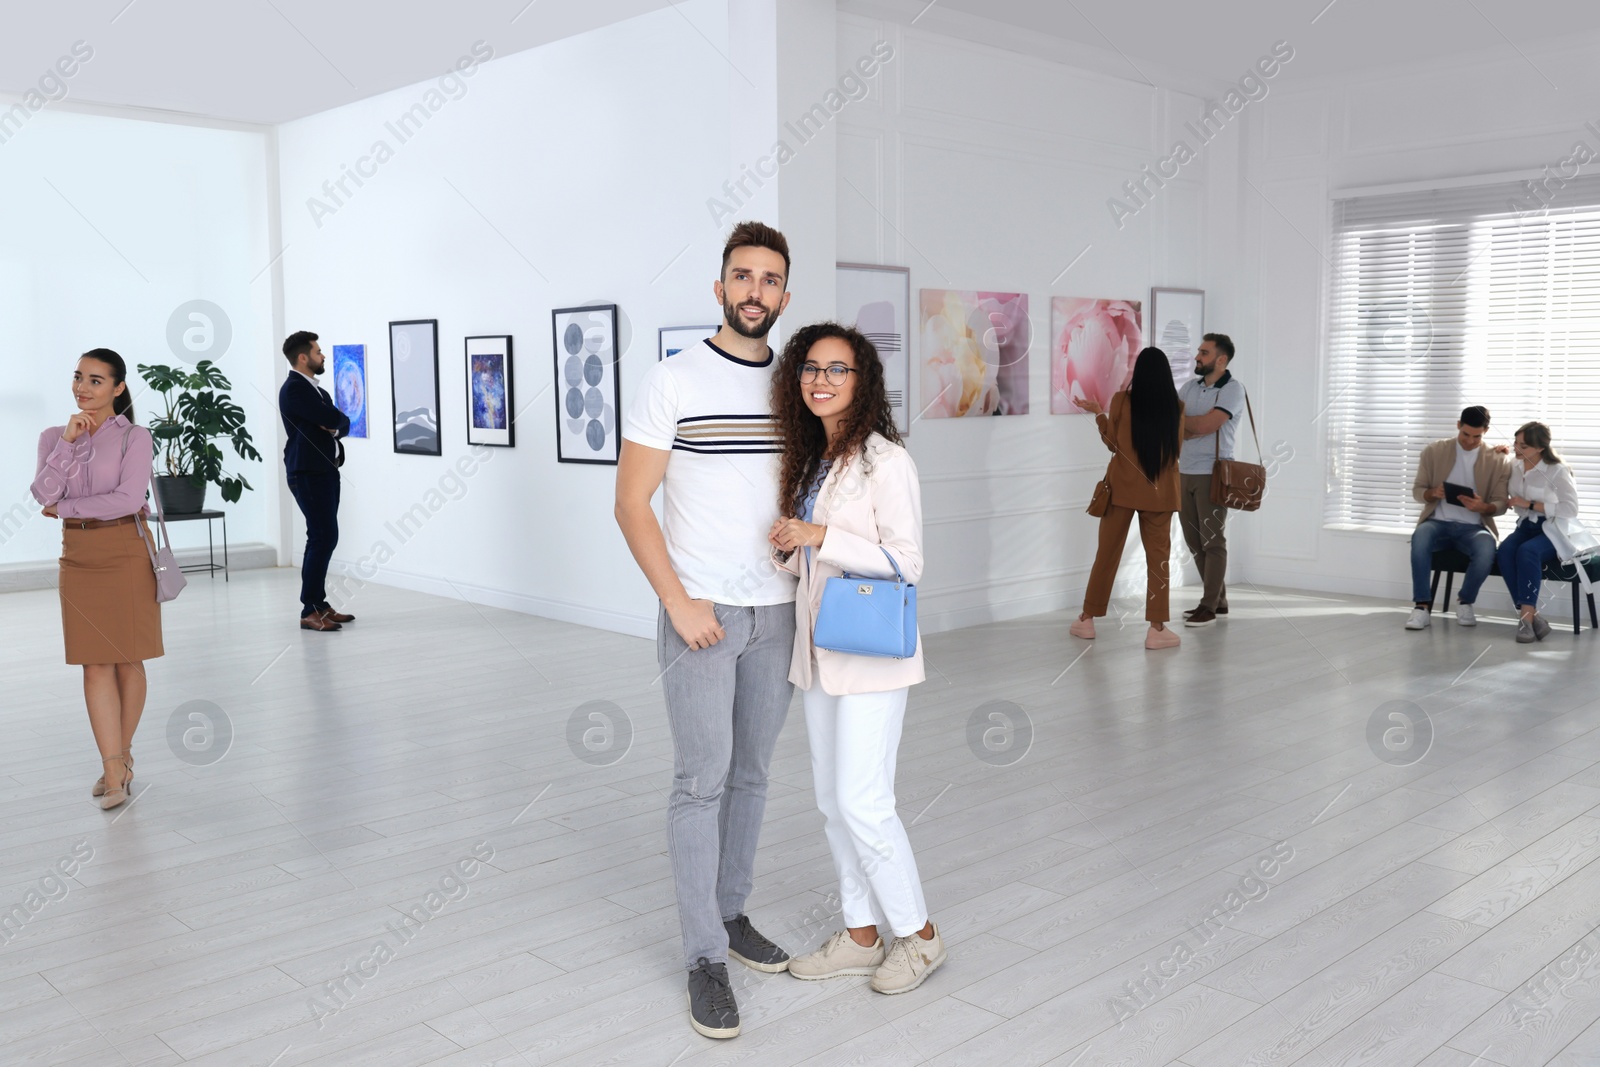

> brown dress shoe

[
  {"left": 301, "top": 612, "right": 342, "bottom": 631},
  {"left": 321, "top": 609, "right": 355, "bottom": 624}
]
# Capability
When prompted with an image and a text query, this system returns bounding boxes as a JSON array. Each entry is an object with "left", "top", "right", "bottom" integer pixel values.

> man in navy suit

[{"left": 280, "top": 331, "right": 353, "bottom": 631}]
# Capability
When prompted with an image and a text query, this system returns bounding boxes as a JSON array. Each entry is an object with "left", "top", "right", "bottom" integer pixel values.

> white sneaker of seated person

[
  {"left": 1456, "top": 602, "right": 1477, "bottom": 626},
  {"left": 1405, "top": 606, "right": 1431, "bottom": 630}
]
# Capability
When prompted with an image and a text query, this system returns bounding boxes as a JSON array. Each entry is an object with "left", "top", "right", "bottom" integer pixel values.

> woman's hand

[
  {"left": 1073, "top": 396, "right": 1104, "bottom": 416},
  {"left": 41, "top": 504, "right": 58, "bottom": 518},
  {"left": 1509, "top": 495, "right": 1530, "bottom": 509},
  {"left": 771, "top": 517, "right": 825, "bottom": 552},
  {"left": 61, "top": 413, "right": 95, "bottom": 443}
]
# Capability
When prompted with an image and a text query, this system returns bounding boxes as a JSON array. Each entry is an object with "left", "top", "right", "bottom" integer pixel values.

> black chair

[
  {"left": 1541, "top": 557, "right": 1600, "bottom": 633},
  {"left": 1427, "top": 548, "right": 1499, "bottom": 613}
]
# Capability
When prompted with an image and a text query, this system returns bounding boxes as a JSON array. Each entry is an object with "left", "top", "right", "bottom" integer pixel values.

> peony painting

[
  {"left": 918, "top": 289, "right": 1030, "bottom": 419},
  {"left": 1050, "top": 297, "right": 1143, "bottom": 414}
]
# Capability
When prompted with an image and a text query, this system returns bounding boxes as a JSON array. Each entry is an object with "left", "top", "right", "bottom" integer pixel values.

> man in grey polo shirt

[{"left": 1178, "top": 333, "right": 1247, "bottom": 627}]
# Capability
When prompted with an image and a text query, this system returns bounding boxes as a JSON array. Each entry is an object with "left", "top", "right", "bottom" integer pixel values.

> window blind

[{"left": 1326, "top": 175, "right": 1600, "bottom": 532}]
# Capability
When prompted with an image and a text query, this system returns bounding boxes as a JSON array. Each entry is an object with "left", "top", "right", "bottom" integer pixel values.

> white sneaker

[
  {"left": 1405, "top": 607, "right": 1431, "bottom": 630},
  {"left": 1456, "top": 603, "right": 1477, "bottom": 626}
]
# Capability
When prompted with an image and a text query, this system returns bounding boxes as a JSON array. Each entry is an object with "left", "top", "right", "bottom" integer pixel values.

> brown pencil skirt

[{"left": 59, "top": 521, "right": 165, "bottom": 666}]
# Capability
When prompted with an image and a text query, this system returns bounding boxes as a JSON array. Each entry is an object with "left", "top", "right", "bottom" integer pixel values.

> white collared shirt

[
  {"left": 294, "top": 368, "right": 320, "bottom": 387},
  {"left": 1510, "top": 459, "right": 1579, "bottom": 523}
]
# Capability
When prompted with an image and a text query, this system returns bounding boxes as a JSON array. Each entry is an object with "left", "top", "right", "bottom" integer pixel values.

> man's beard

[{"left": 723, "top": 297, "right": 780, "bottom": 339}]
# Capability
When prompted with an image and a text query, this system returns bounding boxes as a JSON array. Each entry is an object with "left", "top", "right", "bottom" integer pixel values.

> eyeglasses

[{"left": 799, "top": 363, "right": 857, "bottom": 386}]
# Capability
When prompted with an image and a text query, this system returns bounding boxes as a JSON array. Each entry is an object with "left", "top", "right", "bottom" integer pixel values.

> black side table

[{"left": 161, "top": 509, "right": 229, "bottom": 581}]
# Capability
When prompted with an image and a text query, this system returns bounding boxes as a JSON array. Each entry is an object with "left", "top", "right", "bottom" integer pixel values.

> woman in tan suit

[
  {"left": 767, "top": 322, "right": 946, "bottom": 997},
  {"left": 30, "top": 349, "right": 163, "bottom": 809},
  {"left": 1071, "top": 346, "right": 1185, "bottom": 650}
]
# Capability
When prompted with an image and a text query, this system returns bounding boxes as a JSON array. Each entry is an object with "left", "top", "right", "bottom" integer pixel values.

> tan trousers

[
  {"left": 1083, "top": 506, "right": 1174, "bottom": 623},
  {"left": 1179, "top": 474, "right": 1229, "bottom": 611}
]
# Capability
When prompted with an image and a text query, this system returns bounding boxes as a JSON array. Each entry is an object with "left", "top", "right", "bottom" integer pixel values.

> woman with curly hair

[{"left": 767, "top": 322, "right": 945, "bottom": 996}]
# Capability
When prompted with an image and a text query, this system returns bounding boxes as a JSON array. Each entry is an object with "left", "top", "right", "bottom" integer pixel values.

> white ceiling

[
  {"left": 0, "top": 0, "right": 679, "bottom": 125},
  {"left": 2, "top": 0, "right": 1596, "bottom": 126},
  {"left": 927, "top": 0, "right": 1600, "bottom": 86}
]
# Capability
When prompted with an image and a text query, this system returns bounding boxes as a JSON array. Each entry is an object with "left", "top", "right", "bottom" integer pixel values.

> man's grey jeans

[{"left": 658, "top": 601, "right": 796, "bottom": 969}]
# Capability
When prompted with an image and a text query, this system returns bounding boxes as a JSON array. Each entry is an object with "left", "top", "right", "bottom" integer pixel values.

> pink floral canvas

[
  {"left": 1051, "top": 297, "right": 1143, "bottom": 414},
  {"left": 918, "top": 289, "right": 1030, "bottom": 419}
]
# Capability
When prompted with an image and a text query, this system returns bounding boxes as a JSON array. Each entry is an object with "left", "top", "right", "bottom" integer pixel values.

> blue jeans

[
  {"left": 1410, "top": 519, "right": 1496, "bottom": 605},
  {"left": 658, "top": 602, "right": 796, "bottom": 969},
  {"left": 1498, "top": 519, "right": 1557, "bottom": 608}
]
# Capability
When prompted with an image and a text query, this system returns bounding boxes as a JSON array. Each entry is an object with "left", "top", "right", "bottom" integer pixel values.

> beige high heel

[
  {"left": 98, "top": 756, "right": 131, "bottom": 810},
  {"left": 92, "top": 749, "right": 132, "bottom": 798}
]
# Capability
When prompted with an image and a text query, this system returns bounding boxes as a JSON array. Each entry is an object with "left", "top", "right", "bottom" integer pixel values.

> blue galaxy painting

[
  {"left": 471, "top": 353, "right": 507, "bottom": 430},
  {"left": 332, "top": 344, "right": 367, "bottom": 438}
]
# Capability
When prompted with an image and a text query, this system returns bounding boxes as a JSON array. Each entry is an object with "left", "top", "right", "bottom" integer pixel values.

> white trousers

[{"left": 802, "top": 684, "right": 929, "bottom": 937}]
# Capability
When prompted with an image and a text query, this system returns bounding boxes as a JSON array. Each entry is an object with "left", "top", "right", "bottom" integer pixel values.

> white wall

[
  {"left": 1240, "top": 34, "right": 1600, "bottom": 611},
  {"left": 835, "top": 11, "right": 1219, "bottom": 630},
  {"left": 274, "top": 1, "right": 734, "bottom": 636},
  {"left": 0, "top": 109, "right": 277, "bottom": 568}
]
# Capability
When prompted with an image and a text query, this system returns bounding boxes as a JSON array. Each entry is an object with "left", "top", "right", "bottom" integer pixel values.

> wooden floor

[{"left": 6, "top": 569, "right": 1600, "bottom": 1065}]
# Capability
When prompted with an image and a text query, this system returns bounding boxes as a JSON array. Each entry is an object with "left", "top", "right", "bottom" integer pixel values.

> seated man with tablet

[{"left": 1406, "top": 406, "right": 1512, "bottom": 629}]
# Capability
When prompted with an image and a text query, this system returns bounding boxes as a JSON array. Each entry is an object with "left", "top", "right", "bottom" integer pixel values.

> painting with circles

[{"left": 551, "top": 304, "right": 621, "bottom": 465}]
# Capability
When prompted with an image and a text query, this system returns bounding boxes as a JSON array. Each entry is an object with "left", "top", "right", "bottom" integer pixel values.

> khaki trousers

[
  {"left": 1179, "top": 473, "right": 1229, "bottom": 611},
  {"left": 1083, "top": 506, "right": 1174, "bottom": 623}
]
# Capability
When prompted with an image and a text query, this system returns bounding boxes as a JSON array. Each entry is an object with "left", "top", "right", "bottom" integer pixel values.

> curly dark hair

[{"left": 772, "top": 322, "right": 902, "bottom": 518}]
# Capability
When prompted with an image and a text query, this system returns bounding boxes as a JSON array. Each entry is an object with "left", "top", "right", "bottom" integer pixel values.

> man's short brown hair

[{"left": 720, "top": 221, "right": 791, "bottom": 285}]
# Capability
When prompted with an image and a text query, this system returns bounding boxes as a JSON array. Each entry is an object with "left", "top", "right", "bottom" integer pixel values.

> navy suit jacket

[{"left": 280, "top": 372, "right": 350, "bottom": 474}]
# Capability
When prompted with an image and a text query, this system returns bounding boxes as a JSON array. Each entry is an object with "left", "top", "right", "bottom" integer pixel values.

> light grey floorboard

[{"left": 6, "top": 572, "right": 1600, "bottom": 1063}]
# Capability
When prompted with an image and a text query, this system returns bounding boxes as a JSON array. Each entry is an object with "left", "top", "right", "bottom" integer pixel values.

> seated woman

[
  {"left": 1071, "top": 347, "right": 1184, "bottom": 650},
  {"left": 1498, "top": 420, "right": 1580, "bottom": 642}
]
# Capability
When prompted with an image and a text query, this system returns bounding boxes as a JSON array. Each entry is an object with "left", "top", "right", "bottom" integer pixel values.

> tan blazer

[
  {"left": 1096, "top": 391, "right": 1182, "bottom": 513},
  {"left": 1412, "top": 438, "right": 1512, "bottom": 538},
  {"left": 774, "top": 434, "right": 925, "bottom": 696}
]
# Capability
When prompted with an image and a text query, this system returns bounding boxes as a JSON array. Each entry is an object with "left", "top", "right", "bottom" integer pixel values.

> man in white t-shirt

[
  {"left": 1406, "top": 405, "right": 1511, "bottom": 629},
  {"left": 615, "top": 221, "right": 799, "bottom": 1040}
]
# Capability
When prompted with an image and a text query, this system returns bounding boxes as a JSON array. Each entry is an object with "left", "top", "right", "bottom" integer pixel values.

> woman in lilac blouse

[{"left": 30, "top": 349, "right": 163, "bottom": 810}]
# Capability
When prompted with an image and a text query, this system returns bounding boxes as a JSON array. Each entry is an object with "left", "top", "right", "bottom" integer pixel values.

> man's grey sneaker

[
  {"left": 789, "top": 930, "right": 886, "bottom": 980},
  {"left": 1456, "top": 602, "right": 1477, "bottom": 627},
  {"left": 1405, "top": 606, "right": 1431, "bottom": 630},
  {"left": 871, "top": 923, "right": 947, "bottom": 995},
  {"left": 1532, "top": 613, "right": 1552, "bottom": 641},
  {"left": 724, "top": 915, "right": 790, "bottom": 973},
  {"left": 687, "top": 958, "right": 740, "bottom": 1039},
  {"left": 1517, "top": 617, "right": 1536, "bottom": 643}
]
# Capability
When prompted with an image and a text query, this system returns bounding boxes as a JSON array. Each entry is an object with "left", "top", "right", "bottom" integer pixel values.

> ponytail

[{"left": 82, "top": 348, "right": 135, "bottom": 423}]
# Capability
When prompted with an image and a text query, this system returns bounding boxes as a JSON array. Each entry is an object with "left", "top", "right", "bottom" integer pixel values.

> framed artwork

[
  {"left": 1049, "top": 297, "right": 1143, "bottom": 414},
  {"left": 659, "top": 325, "right": 717, "bottom": 360},
  {"left": 1149, "top": 287, "right": 1205, "bottom": 390},
  {"left": 552, "top": 304, "right": 620, "bottom": 464},
  {"left": 389, "top": 320, "right": 441, "bottom": 455},
  {"left": 838, "top": 263, "right": 911, "bottom": 433},
  {"left": 331, "top": 343, "right": 367, "bottom": 439},
  {"left": 918, "top": 289, "right": 1030, "bottom": 418},
  {"left": 465, "top": 335, "right": 514, "bottom": 447}
]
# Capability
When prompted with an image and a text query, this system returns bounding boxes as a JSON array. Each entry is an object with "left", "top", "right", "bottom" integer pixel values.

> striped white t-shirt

[{"left": 623, "top": 339, "right": 796, "bottom": 606}]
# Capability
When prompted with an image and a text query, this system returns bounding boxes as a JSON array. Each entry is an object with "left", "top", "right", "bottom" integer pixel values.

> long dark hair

[
  {"left": 81, "top": 348, "right": 135, "bottom": 423},
  {"left": 772, "top": 322, "right": 901, "bottom": 517},
  {"left": 1517, "top": 420, "right": 1561, "bottom": 464},
  {"left": 1128, "top": 346, "right": 1180, "bottom": 482}
]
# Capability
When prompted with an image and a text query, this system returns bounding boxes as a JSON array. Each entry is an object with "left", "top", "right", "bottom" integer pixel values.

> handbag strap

[
  {"left": 842, "top": 547, "right": 905, "bottom": 584},
  {"left": 124, "top": 424, "right": 174, "bottom": 555},
  {"left": 1214, "top": 387, "right": 1264, "bottom": 463}
]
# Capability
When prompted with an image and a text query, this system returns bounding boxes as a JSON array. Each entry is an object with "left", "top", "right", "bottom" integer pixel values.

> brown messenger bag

[{"left": 1210, "top": 392, "right": 1266, "bottom": 511}]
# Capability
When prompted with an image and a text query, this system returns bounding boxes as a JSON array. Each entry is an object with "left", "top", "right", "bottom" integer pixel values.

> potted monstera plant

[{"left": 137, "top": 360, "right": 261, "bottom": 513}]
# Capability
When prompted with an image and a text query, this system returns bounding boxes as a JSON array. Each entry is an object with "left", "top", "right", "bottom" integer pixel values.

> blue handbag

[{"left": 812, "top": 547, "right": 918, "bottom": 659}]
